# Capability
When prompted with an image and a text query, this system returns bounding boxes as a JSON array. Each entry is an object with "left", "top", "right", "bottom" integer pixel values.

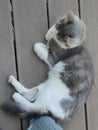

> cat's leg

[
  {"left": 8, "top": 75, "right": 38, "bottom": 102},
  {"left": 34, "top": 43, "right": 51, "bottom": 67},
  {"left": 12, "top": 92, "right": 48, "bottom": 114}
]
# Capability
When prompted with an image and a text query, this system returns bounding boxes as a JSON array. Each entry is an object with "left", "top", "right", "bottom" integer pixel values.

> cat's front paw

[
  {"left": 34, "top": 43, "right": 47, "bottom": 53},
  {"left": 34, "top": 43, "right": 48, "bottom": 60},
  {"left": 8, "top": 75, "right": 15, "bottom": 84}
]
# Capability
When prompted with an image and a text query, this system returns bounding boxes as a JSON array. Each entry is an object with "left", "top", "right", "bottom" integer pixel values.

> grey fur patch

[
  {"left": 55, "top": 17, "right": 86, "bottom": 45},
  {"left": 61, "top": 46, "right": 94, "bottom": 92},
  {"left": 56, "top": 21, "right": 77, "bottom": 38},
  {"left": 48, "top": 39, "right": 84, "bottom": 65},
  {"left": 48, "top": 39, "right": 66, "bottom": 65},
  {"left": 59, "top": 45, "right": 94, "bottom": 118},
  {"left": 60, "top": 98, "right": 77, "bottom": 120}
]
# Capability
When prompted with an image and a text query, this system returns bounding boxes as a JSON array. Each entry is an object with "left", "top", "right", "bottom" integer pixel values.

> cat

[{"left": 2, "top": 11, "right": 94, "bottom": 121}]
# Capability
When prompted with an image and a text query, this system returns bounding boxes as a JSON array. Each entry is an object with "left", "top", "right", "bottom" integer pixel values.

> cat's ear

[
  {"left": 67, "top": 10, "right": 75, "bottom": 22},
  {"left": 62, "top": 16, "right": 68, "bottom": 24}
]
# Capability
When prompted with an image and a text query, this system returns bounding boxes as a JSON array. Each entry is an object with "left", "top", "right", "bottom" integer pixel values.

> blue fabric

[{"left": 27, "top": 116, "right": 63, "bottom": 130}]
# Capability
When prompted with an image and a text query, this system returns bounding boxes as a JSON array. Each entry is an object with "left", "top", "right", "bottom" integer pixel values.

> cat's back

[
  {"left": 59, "top": 46, "right": 94, "bottom": 119},
  {"left": 61, "top": 45, "right": 94, "bottom": 97}
]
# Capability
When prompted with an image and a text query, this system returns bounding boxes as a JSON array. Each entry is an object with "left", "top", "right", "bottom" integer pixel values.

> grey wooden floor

[{"left": 0, "top": 0, "right": 98, "bottom": 130}]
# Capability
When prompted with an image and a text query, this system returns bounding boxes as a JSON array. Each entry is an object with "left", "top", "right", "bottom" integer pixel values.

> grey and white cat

[{"left": 4, "top": 11, "right": 94, "bottom": 120}]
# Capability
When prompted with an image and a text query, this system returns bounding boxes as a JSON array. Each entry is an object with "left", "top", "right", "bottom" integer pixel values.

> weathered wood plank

[
  {"left": 48, "top": 0, "right": 86, "bottom": 130},
  {"left": 12, "top": 0, "right": 48, "bottom": 129},
  {"left": 58, "top": 107, "right": 85, "bottom": 130},
  {"left": 0, "top": 0, "right": 21, "bottom": 130},
  {"left": 80, "top": 1, "right": 98, "bottom": 130},
  {"left": 49, "top": 0, "right": 78, "bottom": 25}
]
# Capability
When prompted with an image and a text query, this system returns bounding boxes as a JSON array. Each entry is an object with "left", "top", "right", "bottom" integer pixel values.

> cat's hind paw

[
  {"left": 12, "top": 92, "right": 21, "bottom": 102},
  {"left": 8, "top": 75, "right": 16, "bottom": 84}
]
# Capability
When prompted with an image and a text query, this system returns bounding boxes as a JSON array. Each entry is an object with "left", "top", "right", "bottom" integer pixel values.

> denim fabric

[{"left": 27, "top": 116, "right": 63, "bottom": 130}]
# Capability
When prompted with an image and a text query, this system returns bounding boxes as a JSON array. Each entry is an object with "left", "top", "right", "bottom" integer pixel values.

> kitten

[{"left": 2, "top": 11, "right": 94, "bottom": 120}]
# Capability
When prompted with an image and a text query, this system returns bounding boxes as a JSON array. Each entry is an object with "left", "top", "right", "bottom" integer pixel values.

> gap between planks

[
  {"left": 9, "top": 0, "right": 50, "bottom": 130},
  {"left": 78, "top": 0, "right": 88, "bottom": 130},
  {"left": 10, "top": 0, "right": 23, "bottom": 130}
]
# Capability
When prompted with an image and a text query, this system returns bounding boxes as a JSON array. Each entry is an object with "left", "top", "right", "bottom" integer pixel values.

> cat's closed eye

[
  {"left": 56, "top": 23, "right": 64, "bottom": 30},
  {"left": 57, "top": 32, "right": 64, "bottom": 40},
  {"left": 56, "top": 18, "right": 66, "bottom": 30}
]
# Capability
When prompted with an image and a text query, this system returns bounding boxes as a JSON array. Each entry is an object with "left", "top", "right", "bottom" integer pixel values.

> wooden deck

[{"left": 0, "top": 0, "right": 98, "bottom": 130}]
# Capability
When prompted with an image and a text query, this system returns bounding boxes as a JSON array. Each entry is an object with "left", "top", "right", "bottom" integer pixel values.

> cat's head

[{"left": 45, "top": 11, "right": 86, "bottom": 49}]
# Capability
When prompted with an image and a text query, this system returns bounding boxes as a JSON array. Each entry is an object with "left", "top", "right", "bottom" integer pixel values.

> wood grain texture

[
  {"left": 12, "top": 0, "right": 48, "bottom": 129},
  {"left": 58, "top": 107, "right": 85, "bottom": 130},
  {"left": 80, "top": 0, "right": 98, "bottom": 130},
  {"left": 48, "top": 0, "right": 86, "bottom": 130},
  {"left": 0, "top": 0, "right": 21, "bottom": 130},
  {"left": 49, "top": 0, "right": 78, "bottom": 26}
]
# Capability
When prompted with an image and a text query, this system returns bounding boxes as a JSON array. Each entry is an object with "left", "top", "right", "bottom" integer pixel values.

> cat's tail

[
  {"left": 0, "top": 102, "right": 29, "bottom": 118},
  {"left": 0, "top": 102, "right": 50, "bottom": 119}
]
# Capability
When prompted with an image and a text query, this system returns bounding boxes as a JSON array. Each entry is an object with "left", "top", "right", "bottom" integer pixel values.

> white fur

[
  {"left": 8, "top": 62, "right": 72, "bottom": 119},
  {"left": 34, "top": 43, "right": 48, "bottom": 60},
  {"left": 45, "top": 25, "right": 58, "bottom": 41},
  {"left": 34, "top": 43, "right": 51, "bottom": 66},
  {"left": 8, "top": 75, "right": 38, "bottom": 102},
  {"left": 12, "top": 92, "right": 40, "bottom": 112}
]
